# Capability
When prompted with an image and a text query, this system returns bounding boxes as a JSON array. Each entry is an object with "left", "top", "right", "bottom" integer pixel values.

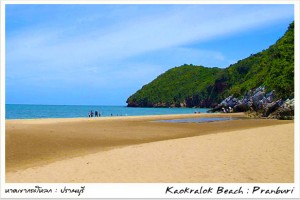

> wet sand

[{"left": 5, "top": 113, "right": 294, "bottom": 183}]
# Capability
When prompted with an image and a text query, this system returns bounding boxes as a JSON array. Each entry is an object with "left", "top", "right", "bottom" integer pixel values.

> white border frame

[{"left": 0, "top": 0, "right": 299, "bottom": 199}]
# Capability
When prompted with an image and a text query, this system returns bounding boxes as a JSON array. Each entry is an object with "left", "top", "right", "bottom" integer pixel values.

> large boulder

[
  {"left": 269, "top": 98, "right": 294, "bottom": 119},
  {"left": 262, "top": 99, "right": 284, "bottom": 117}
]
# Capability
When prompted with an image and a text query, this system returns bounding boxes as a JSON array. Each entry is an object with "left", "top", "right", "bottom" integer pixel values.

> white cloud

[
  {"left": 5, "top": 4, "right": 294, "bottom": 104},
  {"left": 7, "top": 5, "right": 293, "bottom": 69}
]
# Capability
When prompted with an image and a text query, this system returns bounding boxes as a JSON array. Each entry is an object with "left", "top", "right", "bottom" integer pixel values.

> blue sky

[{"left": 6, "top": 4, "right": 294, "bottom": 105}]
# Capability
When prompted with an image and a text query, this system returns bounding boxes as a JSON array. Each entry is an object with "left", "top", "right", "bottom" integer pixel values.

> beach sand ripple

[{"left": 5, "top": 114, "right": 294, "bottom": 183}]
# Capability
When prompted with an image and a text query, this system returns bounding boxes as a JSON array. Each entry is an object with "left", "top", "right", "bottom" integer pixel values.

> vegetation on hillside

[
  {"left": 127, "top": 65, "right": 222, "bottom": 107},
  {"left": 215, "top": 21, "right": 294, "bottom": 100},
  {"left": 127, "top": 22, "right": 294, "bottom": 108}
]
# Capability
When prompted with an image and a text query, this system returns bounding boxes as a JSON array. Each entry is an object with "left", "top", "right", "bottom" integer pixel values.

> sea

[{"left": 5, "top": 104, "right": 210, "bottom": 120}]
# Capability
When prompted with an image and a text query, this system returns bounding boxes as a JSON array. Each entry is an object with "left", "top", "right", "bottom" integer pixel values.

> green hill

[
  {"left": 127, "top": 64, "right": 222, "bottom": 107},
  {"left": 214, "top": 21, "right": 294, "bottom": 101},
  {"left": 126, "top": 22, "right": 294, "bottom": 108}
]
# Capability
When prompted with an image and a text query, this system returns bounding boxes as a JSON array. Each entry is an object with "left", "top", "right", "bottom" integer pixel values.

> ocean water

[{"left": 5, "top": 104, "right": 210, "bottom": 119}]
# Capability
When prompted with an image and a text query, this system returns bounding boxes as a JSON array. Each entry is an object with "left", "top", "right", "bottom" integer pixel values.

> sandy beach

[{"left": 5, "top": 113, "right": 294, "bottom": 183}]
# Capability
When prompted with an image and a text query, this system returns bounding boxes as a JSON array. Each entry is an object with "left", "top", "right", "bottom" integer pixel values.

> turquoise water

[{"left": 5, "top": 104, "right": 209, "bottom": 119}]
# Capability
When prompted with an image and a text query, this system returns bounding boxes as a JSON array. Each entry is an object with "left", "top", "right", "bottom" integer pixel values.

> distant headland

[{"left": 127, "top": 22, "right": 294, "bottom": 119}]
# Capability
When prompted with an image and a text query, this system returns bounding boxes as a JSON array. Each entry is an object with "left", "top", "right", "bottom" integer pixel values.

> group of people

[
  {"left": 88, "top": 110, "right": 101, "bottom": 117},
  {"left": 88, "top": 111, "right": 126, "bottom": 117}
]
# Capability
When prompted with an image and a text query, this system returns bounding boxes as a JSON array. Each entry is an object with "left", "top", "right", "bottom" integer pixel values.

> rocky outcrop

[
  {"left": 268, "top": 98, "right": 294, "bottom": 120},
  {"left": 208, "top": 86, "right": 294, "bottom": 119}
]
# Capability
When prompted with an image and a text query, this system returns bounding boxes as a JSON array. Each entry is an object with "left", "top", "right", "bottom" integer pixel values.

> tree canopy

[{"left": 127, "top": 22, "right": 294, "bottom": 108}]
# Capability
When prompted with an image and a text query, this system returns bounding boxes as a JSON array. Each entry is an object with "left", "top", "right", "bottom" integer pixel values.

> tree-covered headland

[{"left": 127, "top": 22, "right": 294, "bottom": 111}]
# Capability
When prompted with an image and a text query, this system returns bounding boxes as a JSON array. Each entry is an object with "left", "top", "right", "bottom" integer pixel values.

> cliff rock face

[
  {"left": 209, "top": 86, "right": 294, "bottom": 119},
  {"left": 268, "top": 98, "right": 294, "bottom": 119}
]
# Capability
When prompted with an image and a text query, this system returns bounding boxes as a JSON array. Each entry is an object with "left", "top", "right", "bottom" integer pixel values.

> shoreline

[
  {"left": 5, "top": 113, "right": 294, "bottom": 182},
  {"left": 5, "top": 112, "right": 245, "bottom": 121}
]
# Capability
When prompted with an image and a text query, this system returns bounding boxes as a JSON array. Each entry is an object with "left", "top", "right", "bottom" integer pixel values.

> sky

[{"left": 5, "top": 4, "right": 294, "bottom": 106}]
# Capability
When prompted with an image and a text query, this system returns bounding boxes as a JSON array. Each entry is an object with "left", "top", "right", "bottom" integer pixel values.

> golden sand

[{"left": 5, "top": 113, "right": 294, "bottom": 183}]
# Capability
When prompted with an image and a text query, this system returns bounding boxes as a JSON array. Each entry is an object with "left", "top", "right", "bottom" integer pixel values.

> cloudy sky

[{"left": 6, "top": 4, "right": 294, "bottom": 105}]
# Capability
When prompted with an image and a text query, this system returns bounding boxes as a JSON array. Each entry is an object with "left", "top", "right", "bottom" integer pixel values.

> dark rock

[
  {"left": 233, "top": 104, "right": 250, "bottom": 112},
  {"left": 269, "top": 98, "right": 294, "bottom": 119},
  {"left": 263, "top": 99, "right": 283, "bottom": 117},
  {"left": 209, "top": 86, "right": 294, "bottom": 119},
  {"left": 265, "top": 90, "right": 275, "bottom": 102},
  {"left": 252, "top": 91, "right": 265, "bottom": 105}
]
